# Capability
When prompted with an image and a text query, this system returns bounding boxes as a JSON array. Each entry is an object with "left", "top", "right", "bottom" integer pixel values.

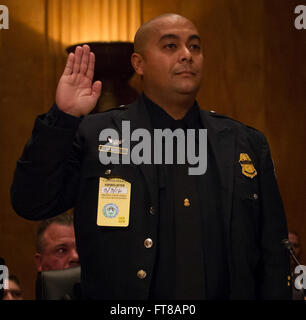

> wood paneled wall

[{"left": 0, "top": 0, "right": 305, "bottom": 299}]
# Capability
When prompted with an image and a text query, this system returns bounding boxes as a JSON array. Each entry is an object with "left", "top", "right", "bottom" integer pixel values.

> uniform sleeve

[
  {"left": 45, "top": 103, "right": 83, "bottom": 129},
  {"left": 10, "top": 104, "right": 83, "bottom": 220},
  {"left": 258, "top": 135, "right": 291, "bottom": 299}
]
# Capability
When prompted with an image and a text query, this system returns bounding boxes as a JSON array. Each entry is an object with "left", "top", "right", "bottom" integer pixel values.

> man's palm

[{"left": 56, "top": 45, "right": 102, "bottom": 117}]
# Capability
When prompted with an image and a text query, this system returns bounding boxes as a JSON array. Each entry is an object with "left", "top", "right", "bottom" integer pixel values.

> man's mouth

[{"left": 175, "top": 71, "right": 196, "bottom": 76}]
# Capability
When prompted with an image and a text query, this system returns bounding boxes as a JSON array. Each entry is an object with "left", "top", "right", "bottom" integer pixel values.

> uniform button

[
  {"left": 184, "top": 198, "right": 190, "bottom": 207},
  {"left": 253, "top": 193, "right": 258, "bottom": 200},
  {"left": 144, "top": 238, "right": 153, "bottom": 249},
  {"left": 105, "top": 169, "right": 111, "bottom": 175},
  {"left": 149, "top": 206, "right": 154, "bottom": 215},
  {"left": 137, "top": 269, "right": 147, "bottom": 279}
]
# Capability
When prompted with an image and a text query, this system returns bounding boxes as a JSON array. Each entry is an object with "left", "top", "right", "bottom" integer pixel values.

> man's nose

[
  {"left": 69, "top": 248, "right": 80, "bottom": 266},
  {"left": 179, "top": 46, "right": 193, "bottom": 63},
  {"left": 4, "top": 291, "right": 14, "bottom": 300}
]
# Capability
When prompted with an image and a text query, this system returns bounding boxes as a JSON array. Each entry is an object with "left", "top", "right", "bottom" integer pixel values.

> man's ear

[
  {"left": 131, "top": 53, "right": 144, "bottom": 76},
  {"left": 34, "top": 253, "right": 43, "bottom": 272}
]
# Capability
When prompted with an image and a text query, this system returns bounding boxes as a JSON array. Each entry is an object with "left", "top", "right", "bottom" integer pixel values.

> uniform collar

[{"left": 142, "top": 93, "right": 203, "bottom": 130}]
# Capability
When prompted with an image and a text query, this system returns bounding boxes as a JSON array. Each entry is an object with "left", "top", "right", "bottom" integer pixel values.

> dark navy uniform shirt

[
  {"left": 143, "top": 94, "right": 206, "bottom": 299},
  {"left": 143, "top": 94, "right": 229, "bottom": 300}
]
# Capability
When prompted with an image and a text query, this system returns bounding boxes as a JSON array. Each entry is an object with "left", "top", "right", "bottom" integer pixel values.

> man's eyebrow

[
  {"left": 55, "top": 243, "right": 68, "bottom": 248},
  {"left": 159, "top": 34, "right": 179, "bottom": 42},
  {"left": 158, "top": 34, "right": 201, "bottom": 42},
  {"left": 189, "top": 34, "right": 201, "bottom": 42}
]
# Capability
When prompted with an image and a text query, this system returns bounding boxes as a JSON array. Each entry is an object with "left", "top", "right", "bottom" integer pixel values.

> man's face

[
  {"left": 3, "top": 280, "right": 23, "bottom": 300},
  {"left": 35, "top": 223, "right": 79, "bottom": 271},
  {"left": 289, "top": 232, "right": 301, "bottom": 259},
  {"left": 135, "top": 16, "right": 203, "bottom": 99}
]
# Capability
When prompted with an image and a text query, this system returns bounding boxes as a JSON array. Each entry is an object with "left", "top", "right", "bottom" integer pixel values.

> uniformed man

[{"left": 11, "top": 13, "right": 291, "bottom": 299}]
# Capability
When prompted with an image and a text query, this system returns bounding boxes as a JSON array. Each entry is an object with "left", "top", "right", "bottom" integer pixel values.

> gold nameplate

[
  {"left": 239, "top": 153, "right": 257, "bottom": 179},
  {"left": 98, "top": 144, "right": 128, "bottom": 155}
]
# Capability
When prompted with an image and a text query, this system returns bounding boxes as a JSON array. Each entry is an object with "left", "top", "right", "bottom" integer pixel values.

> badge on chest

[{"left": 97, "top": 177, "right": 131, "bottom": 227}]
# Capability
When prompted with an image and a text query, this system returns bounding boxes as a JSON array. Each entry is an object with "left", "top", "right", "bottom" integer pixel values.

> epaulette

[
  {"left": 208, "top": 109, "right": 227, "bottom": 118},
  {"left": 208, "top": 109, "right": 237, "bottom": 121},
  {"left": 207, "top": 109, "right": 262, "bottom": 133},
  {"left": 101, "top": 104, "right": 128, "bottom": 113}
]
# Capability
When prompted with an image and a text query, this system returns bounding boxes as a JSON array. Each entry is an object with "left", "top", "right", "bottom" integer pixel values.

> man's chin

[
  {"left": 174, "top": 84, "right": 200, "bottom": 96},
  {"left": 172, "top": 79, "right": 200, "bottom": 93}
]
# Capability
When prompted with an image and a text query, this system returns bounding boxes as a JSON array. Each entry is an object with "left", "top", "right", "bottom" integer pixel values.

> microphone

[
  {"left": 282, "top": 238, "right": 306, "bottom": 299},
  {"left": 281, "top": 239, "right": 301, "bottom": 266}
]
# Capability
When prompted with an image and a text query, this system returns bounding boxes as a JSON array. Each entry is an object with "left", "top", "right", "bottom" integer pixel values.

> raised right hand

[{"left": 55, "top": 44, "right": 102, "bottom": 117}]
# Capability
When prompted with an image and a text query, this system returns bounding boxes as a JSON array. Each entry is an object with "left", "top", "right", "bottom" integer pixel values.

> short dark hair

[
  {"left": 36, "top": 212, "right": 74, "bottom": 253},
  {"left": 9, "top": 274, "right": 21, "bottom": 287}
]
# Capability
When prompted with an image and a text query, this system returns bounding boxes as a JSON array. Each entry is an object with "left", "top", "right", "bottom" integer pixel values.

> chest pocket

[
  {"left": 79, "top": 160, "right": 138, "bottom": 206},
  {"left": 77, "top": 163, "right": 140, "bottom": 228},
  {"left": 236, "top": 175, "right": 260, "bottom": 208},
  {"left": 82, "top": 162, "right": 137, "bottom": 183},
  {"left": 229, "top": 178, "right": 261, "bottom": 262}
]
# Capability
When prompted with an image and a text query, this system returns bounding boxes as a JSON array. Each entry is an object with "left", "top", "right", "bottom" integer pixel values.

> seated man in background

[
  {"left": 3, "top": 275, "right": 23, "bottom": 300},
  {"left": 289, "top": 231, "right": 305, "bottom": 300},
  {"left": 0, "top": 257, "right": 5, "bottom": 299},
  {"left": 289, "top": 231, "right": 302, "bottom": 269},
  {"left": 35, "top": 212, "right": 79, "bottom": 271}
]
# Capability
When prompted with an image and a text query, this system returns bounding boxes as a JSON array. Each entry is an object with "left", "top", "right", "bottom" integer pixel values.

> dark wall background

[{"left": 0, "top": 0, "right": 305, "bottom": 299}]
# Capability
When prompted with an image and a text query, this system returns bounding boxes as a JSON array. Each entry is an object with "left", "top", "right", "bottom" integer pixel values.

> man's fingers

[
  {"left": 63, "top": 53, "right": 75, "bottom": 76},
  {"left": 86, "top": 52, "right": 95, "bottom": 81},
  {"left": 73, "top": 46, "right": 83, "bottom": 74},
  {"left": 64, "top": 45, "right": 89, "bottom": 76},
  {"left": 92, "top": 80, "right": 102, "bottom": 99},
  {"left": 80, "top": 45, "right": 90, "bottom": 75}
]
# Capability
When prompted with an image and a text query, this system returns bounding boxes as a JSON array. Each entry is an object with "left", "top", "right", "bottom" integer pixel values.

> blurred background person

[
  {"left": 34, "top": 212, "right": 79, "bottom": 271},
  {"left": 0, "top": 256, "right": 6, "bottom": 300},
  {"left": 289, "top": 231, "right": 302, "bottom": 269},
  {"left": 289, "top": 231, "right": 305, "bottom": 300},
  {"left": 3, "top": 275, "right": 23, "bottom": 300}
]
